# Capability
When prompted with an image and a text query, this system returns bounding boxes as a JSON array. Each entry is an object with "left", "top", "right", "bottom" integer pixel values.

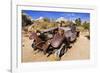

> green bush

[{"left": 82, "top": 21, "right": 90, "bottom": 30}]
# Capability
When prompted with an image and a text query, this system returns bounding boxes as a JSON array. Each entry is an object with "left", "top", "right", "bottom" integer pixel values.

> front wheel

[
  {"left": 59, "top": 45, "right": 66, "bottom": 57},
  {"left": 54, "top": 44, "right": 66, "bottom": 60},
  {"left": 31, "top": 43, "right": 37, "bottom": 51}
]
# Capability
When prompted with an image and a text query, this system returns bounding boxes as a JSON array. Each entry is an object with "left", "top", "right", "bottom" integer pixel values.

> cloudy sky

[{"left": 22, "top": 10, "right": 90, "bottom": 22}]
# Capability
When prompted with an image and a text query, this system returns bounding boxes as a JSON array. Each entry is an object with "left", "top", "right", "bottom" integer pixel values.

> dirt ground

[{"left": 21, "top": 32, "right": 90, "bottom": 62}]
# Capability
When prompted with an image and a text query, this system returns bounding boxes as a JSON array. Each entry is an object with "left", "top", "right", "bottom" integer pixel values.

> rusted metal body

[{"left": 29, "top": 25, "right": 80, "bottom": 58}]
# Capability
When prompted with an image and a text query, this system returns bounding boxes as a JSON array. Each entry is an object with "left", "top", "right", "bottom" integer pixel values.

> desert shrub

[
  {"left": 47, "top": 23, "right": 56, "bottom": 28},
  {"left": 82, "top": 21, "right": 90, "bottom": 30},
  {"left": 43, "top": 18, "right": 50, "bottom": 22}
]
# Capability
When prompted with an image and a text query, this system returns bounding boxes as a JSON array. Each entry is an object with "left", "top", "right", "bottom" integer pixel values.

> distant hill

[{"left": 56, "top": 17, "right": 68, "bottom": 22}]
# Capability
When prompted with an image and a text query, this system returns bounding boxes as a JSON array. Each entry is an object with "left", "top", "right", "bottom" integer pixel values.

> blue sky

[{"left": 22, "top": 10, "right": 90, "bottom": 22}]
